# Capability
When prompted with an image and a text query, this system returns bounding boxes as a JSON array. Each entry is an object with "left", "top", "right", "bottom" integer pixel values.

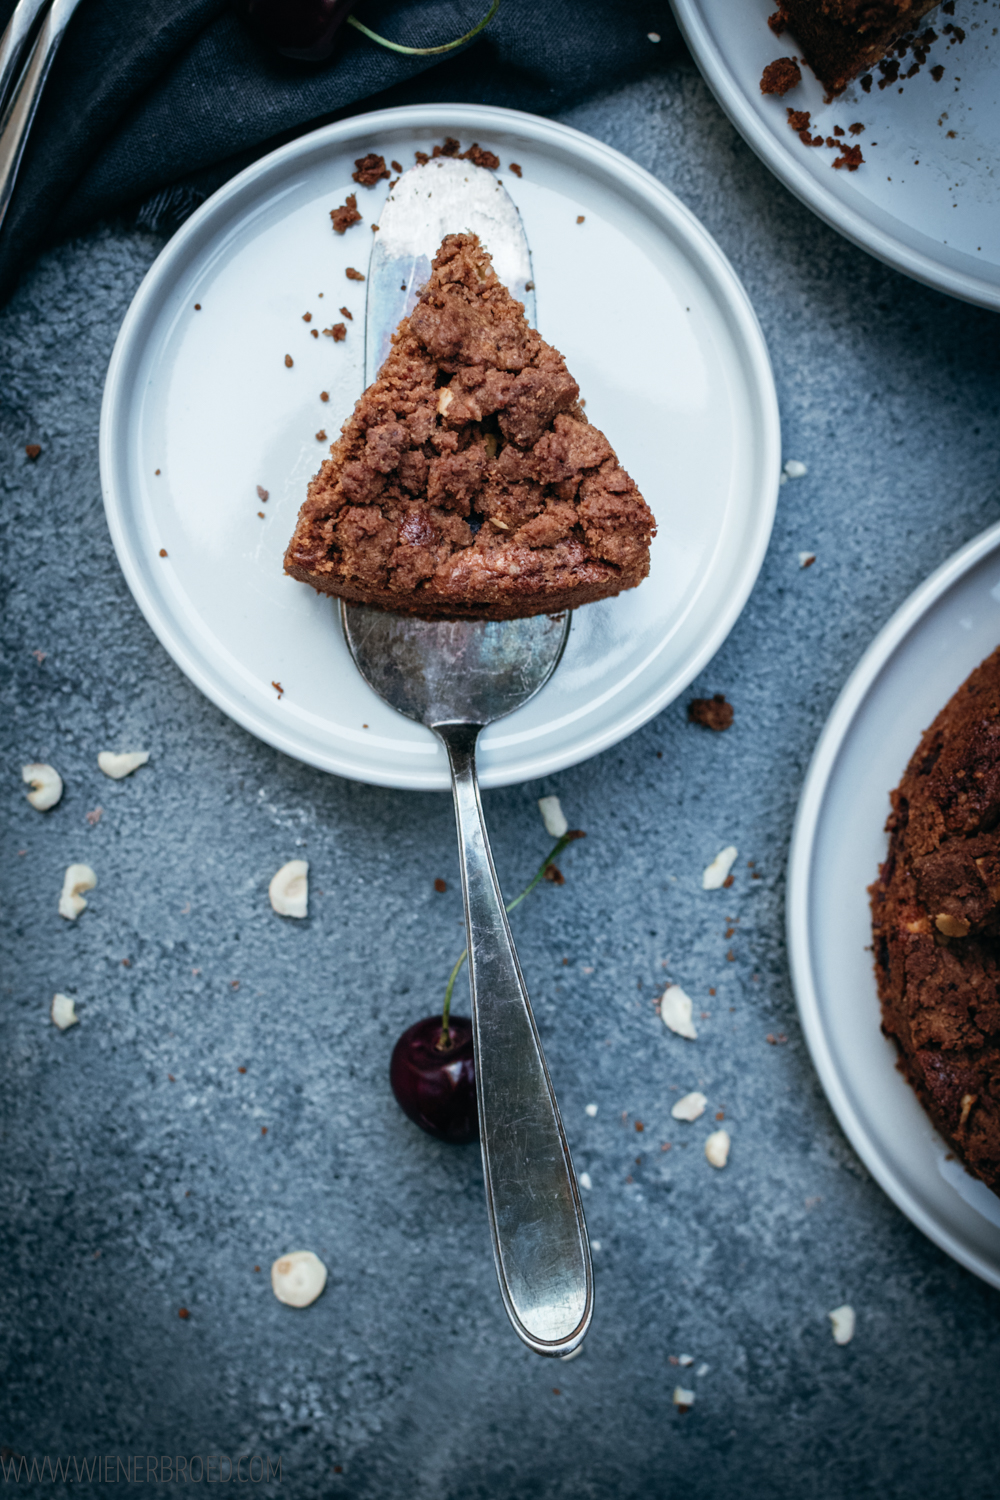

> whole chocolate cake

[
  {"left": 284, "top": 233, "right": 655, "bottom": 621},
  {"left": 870, "top": 646, "right": 1000, "bottom": 1192}
]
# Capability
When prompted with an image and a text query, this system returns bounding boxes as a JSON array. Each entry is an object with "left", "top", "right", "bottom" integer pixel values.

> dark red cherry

[
  {"left": 232, "top": 0, "right": 356, "bottom": 61},
  {"left": 390, "top": 1016, "right": 478, "bottom": 1144}
]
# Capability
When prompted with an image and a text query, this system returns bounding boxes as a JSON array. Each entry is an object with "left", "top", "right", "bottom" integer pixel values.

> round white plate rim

[
  {"left": 669, "top": 0, "right": 1000, "bottom": 312},
  {"left": 787, "top": 519, "right": 1000, "bottom": 1289},
  {"left": 100, "top": 101, "right": 780, "bottom": 790}
]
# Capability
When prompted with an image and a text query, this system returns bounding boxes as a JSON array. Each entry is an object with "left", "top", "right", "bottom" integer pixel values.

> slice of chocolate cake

[
  {"left": 284, "top": 233, "right": 655, "bottom": 621},
  {"left": 870, "top": 645, "right": 1000, "bottom": 1193},
  {"left": 771, "top": 0, "right": 939, "bottom": 96}
]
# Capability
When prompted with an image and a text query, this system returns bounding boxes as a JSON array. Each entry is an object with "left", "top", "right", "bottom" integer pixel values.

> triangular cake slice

[{"left": 284, "top": 233, "right": 655, "bottom": 620}]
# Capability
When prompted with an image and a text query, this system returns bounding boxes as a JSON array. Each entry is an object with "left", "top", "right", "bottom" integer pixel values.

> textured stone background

[{"left": 2, "top": 49, "right": 1000, "bottom": 1500}]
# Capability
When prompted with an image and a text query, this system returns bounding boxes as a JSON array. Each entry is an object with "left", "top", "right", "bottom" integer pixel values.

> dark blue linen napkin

[{"left": 0, "top": 0, "right": 681, "bottom": 303}]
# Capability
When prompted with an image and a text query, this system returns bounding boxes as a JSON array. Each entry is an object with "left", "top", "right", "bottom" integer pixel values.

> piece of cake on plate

[
  {"left": 284, "top": 233, "right": 655, "bottom": 621},
  {"left": 870, "top": 645, "right": 1000, "bottom": 1193},
  {"left": 769, "top": 0, "right": 940, "bottom": 97}
]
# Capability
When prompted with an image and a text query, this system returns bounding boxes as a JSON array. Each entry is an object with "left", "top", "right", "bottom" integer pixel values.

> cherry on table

[
  {"left": 232, "top": 0, "right": 356, "bottom": 60},
  {"left": 390, "top": 1016, "right": 478, "bottom": 1145}
]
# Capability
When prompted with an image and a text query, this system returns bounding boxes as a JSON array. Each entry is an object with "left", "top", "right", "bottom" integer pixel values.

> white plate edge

[
  {"left": 99, "top": 101, "right": 781, "bottom": 791},
  {"left": 669, "top": 0, "right": 1000, "bottom": 312},
  {"left": 786, "top": 518, "right": 1000, "bottom": 1289}
]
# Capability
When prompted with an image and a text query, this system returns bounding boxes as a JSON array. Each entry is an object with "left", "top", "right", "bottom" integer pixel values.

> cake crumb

[
  {"left": 688, "top": 694, "right": 733, "bottom": 732},
  {"left": 284, "top": 354, "right": 293, "bottom": 367},
  {"left": 85, "top": 807, "right": 103, "bottom": 826},
  {"left": 768, "top": 9, "right": 786, "bottom": 33},
  {"left": 340, "top": 307, "right": 353, "bottom": 319},
  {"left": 787, "top": 108, "right": 810, "bottom": 132},
  {"left": 576, "top": 215, "right": 585, "bottom": 224},
  {"left": 849, "top": 122, "right": 865, "bottom": 135},
  {"left": 463, "top": 144, "right": 500, "bottom": 170},
  {"left": 316, "top": 430, "right": 327, "bottom": 441},
  {"left": 25, "top": 443, "right": 41, "bottom": 459},
  {"left": 345, "top": 267, "right": 365, "bottom": 281},
  {"left": 324, "top": 323, "right": 347, "bottom": 342},
  {"left": 509, "top": 163, "right": 523, "bottom": 177},
  {"left": 353, "top": 153, "right": 390, "bottom": 186},
  {"left": 434, "top": 878, "right": 447, "bottom": 893},
  {"left": 330, "top": 194, "right": 362, "bottom": 234},
  {"left": 799, "top": 551, "right": 816, "bottom": 569},
  {"left": 272, "top": 681, "right": 284, "bottom": 698},
  {"left": 159, "top": 548, "right": 168, "bottom": 557},
  {"left": 303, "top": 312, "right": 312, "bottom": 323},
  {"left": 833, "top": 144, "right": 864, "bottom": 171},
  {"left": 391, "top": 160, "right": 403, "bottom": 173},
  {"left": 761, "top": 57, "right": 802, "bottom": 94},
  {"left": 257, "top": 485, "right": 269, "bottom": 501},
  {"left": 320, "top": 391, "right": 330, "bottom": 402}
]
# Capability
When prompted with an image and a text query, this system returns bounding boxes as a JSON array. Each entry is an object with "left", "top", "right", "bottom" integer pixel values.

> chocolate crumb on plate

[
  {"left": 25, "top": 443, "right": 41, "bottom": 459},
  {"left": 257, "top": 485, "right": 269, "bottom": 500},
  {"left": 324, "top": 323, "right": 347, "bottom": 342},
  {"left": 391, "top": 160, "right": 403, "bottom": 173},
  {"left": 330, "top": 194, "right": 362, "bottom": 234},
  {"left": 353, "top": 153, "right": 390, "bottom": 186},
  {"left": 340, "top": 307, "right": 353, "bottom": 319},
  {"left": 345, "top": 267, "right": 365, "bottom": 281},
  {"left": 509, "top": 162, "right": 523, "bottom": 177},
  {"left": 761, "top": 56, "right": 802, "bottom": 94}
]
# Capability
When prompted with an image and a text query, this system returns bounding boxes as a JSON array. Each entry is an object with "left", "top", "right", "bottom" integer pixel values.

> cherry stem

[
  {"left": 347, "top": 0, "right": 499, "bottom": 56},
  {"left": 439, "top": 829, "right": 583, "bottom": 1044}
]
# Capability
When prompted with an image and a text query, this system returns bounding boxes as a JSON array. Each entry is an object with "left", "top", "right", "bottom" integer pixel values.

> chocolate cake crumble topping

[
  {"left": 871, "top": 646, "right": 1000, "bottom": 1192},
  {"left": 284, "top": 233, "right": 655, "bottom": 621}
]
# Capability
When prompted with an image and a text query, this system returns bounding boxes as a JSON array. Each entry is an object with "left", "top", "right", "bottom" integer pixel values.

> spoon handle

[
  {"left": 439, "top": 721, "right": 593, "bottom": 1356},
  {"left": 0, "top": 0, "right": 82, "bottom": 234}
]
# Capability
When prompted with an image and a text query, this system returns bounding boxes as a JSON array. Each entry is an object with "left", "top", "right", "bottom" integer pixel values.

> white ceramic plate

[
  {"left": 671, "top": 0, "right": 1000, "bottom": 309},
  {"left": 100, "top": 103, "right": 779, "bottom": 790},
  {"left": 788, "top": 522, "right": 1000, "bottom": 1289}
]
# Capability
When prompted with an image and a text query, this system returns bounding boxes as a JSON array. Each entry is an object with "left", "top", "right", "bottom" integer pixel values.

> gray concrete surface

[{"left": 2, "top": 56, "right": 1000, "bottom": 1500}]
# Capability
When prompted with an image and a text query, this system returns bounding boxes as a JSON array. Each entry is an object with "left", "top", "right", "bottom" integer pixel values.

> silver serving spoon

[{"left": 341, "top": 158, "right": 593, "bottom": 1357}]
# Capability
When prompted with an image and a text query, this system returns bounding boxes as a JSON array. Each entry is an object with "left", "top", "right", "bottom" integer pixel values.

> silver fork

[{"left": 0, "top": 0, "right": 85, "bottom": 234}]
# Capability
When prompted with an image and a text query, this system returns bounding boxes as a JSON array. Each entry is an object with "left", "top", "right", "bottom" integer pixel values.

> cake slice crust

[{"left": 284, "top": 233, "right": 655, "bottom": 621}]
